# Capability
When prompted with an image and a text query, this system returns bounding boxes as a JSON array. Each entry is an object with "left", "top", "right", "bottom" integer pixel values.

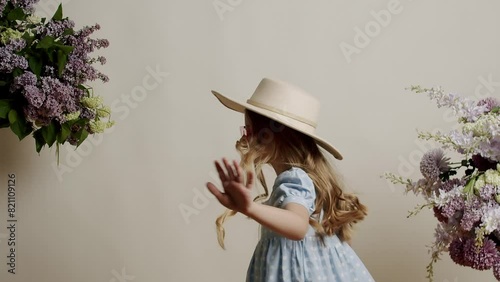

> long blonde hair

[{"left": 215, "top": 110, "right": 367, "bottom": 248}]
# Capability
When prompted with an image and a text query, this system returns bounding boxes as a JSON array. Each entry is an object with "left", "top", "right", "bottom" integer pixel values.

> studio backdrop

[{"left": 0, "top": 0, "right": 499, "bottom": 281}]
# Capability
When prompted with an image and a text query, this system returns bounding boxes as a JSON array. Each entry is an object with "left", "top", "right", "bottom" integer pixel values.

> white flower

[
  {"left": 96, "top": 106, "right": 111, "bottom": 118},
  {"left": 89, "top": 120, "right": 114, "bottom": 133},
  {"left": 430, "top": 186, "right": 464, "bottom": 208},
  {"left": 0, "top": 28, "right": 23, "bottom": 44},
  {"left": 64, "top": 111, "right": 80, "bottom": 121},
  {"left": 474, "top": 174, "right": 486, "bottom": 190},
  {"left": 484, "top": 169, "right": 500, "bottom": 186},
  {"left": 81, "top": 96, "right": 104, "bottom": 109},
  {"left": 26, "top": 15, "right": 41, "bottom": 24},
  {"left": 481, "top": 207, "right": 500, "bottom": 233}
]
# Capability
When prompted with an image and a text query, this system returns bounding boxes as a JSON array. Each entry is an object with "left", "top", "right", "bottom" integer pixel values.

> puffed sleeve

[{"left": 273, "top": 168, "right": 316, "bottom": 215}]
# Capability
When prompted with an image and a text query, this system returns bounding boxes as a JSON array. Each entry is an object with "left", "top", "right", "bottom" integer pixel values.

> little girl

[{"left": 206, "top": 78, "right": 375, "bottom": 282}]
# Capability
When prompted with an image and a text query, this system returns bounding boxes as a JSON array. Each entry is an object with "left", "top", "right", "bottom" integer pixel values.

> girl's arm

[
  {"left": 206, "top": 158, "right": 310, "bottom": 241},
  {"left": 246, "top": 202, "right": 310, "bottom": 240}
]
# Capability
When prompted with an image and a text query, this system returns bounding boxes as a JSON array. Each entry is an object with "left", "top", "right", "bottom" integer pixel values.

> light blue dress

[{"left": 246, "top": 167, "right": 375, "bottom": 282}]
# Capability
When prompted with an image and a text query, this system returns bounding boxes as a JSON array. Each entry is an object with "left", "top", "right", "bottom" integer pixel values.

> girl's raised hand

[{"left": 206, "top": 158, "right": 255, "bottom": 215}]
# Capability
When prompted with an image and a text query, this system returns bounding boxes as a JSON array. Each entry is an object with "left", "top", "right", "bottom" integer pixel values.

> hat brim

[{"left": 211, "top": 90, "right": 343, "bottom": 160}]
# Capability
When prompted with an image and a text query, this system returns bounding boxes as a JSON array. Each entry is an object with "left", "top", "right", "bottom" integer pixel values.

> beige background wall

[{"left": 0, "top": 0, "right": 499, "bottom": 281}]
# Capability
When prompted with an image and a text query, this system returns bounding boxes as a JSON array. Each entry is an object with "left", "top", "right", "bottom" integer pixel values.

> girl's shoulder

[{"left": 275, "top": 167, "right": 313, "bottom": 188}]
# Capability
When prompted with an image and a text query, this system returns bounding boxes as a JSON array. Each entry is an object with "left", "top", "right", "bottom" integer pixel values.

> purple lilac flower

[
  {"left": 449, "top": 130, "right": 474, "bottom": 154},
  {"left": 66, "top": 136, "right": 78, "bottom": 146},
  {"left": 478, "top": 97, "right": 500, "bottom": 113},
  {"left": 62, "top": 24, "right": 109, "bottom": 85},
  {"left": 479, "top": 184, "right": 498, "bottom": 201},
  {"left": 97, "top": 56, "right": 106, "bottom": 65},
  {"left": 38, "top": 19, "right": 75, "bottom": 38},
  {"left": 420, "top": 149, "right": 451, "bottom": 180},
  {"left": 441, "top": 178, "right": 463, "bottom": 192},
  {"left": 0, "top": 0, "right": 7, "bottom": 14},
  {"left": 10, "top": 0, "right": 39, "bottom": 13},
  {"left": 0, "top": 47, "right": 28, "bottom": 73},
  {"left": 23, "top": 85, "right": 45, "bottom": 108},
  {"left": 477, "top": 136, "right": 500, "bottom": 163},
  {"left": 41, "top": 77, "right": 79, "bottom": 112},
  {"left": 42, "top": 95, "right": 63, "bottom": 120},
  {"left": 461, "top": 197, "right": 483, "bottom": 231},
  {"left": 24, "top": 77, "right": 83, "bottom": 125},
  {"left": 463, "top": 238, "right": 499, "bottom": 270},
  {"left": 6, "top": 39, "right": 26, "bottom": 52},
  {"left": 10, "top": 71, "right": 37, "bottom": 92},
  {"left": 441, "top": 192, "right": 465, "bottom": 219},
  {"left": 79, "top": 108, "right": 95, "bottom": 120},
  {"left": 44, "top": 66, "right": 56, "bottom": 77},
  {"left": 426, "top": 88, "right": 489, "bottom": 122}
]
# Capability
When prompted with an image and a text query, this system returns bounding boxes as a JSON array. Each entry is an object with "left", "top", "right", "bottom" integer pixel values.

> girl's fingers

[
  {"left": 233, "top": 160, "right": 244, "bottom": 183},
  {"left": 206, "top": 182, "right": 229, "bottom": 207},
  {"left": 223, "top": 158, "right": 236, "bottom": 180},
  {"left": 214, "top": 161, "right": 227, "bottom": 182}
]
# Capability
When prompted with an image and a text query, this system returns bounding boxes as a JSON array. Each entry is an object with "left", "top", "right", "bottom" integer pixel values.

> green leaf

[
  {"left": 54, "top": 43, "right": 74, "bottom": 54},
  {"left": 0, "top": 100, "right": 11, "bottom": 119},
  {"left": 28, "top": 56, "right": 43, "bottom": 76},
  {"left": 36, "top": 36, "right": 55, "bottom": 49},
  {"left": 52, "top": 4, "right": 64, "bottom": 21},
  {"left": 34, "top": 130, "right": 46, "bottom": 153},
  {"left": 0, "top": 81, "right": 7, "bottom": 87},
  {"left": 7, "top": 8, "right": 25, "bottom": 21},
  {"left": 492, "top": 106, "right": 500, "bottom": 114},
  {"left": 57, "top": 50, "right": 67, "bottom": 77},
  {"left": 8, "top": 109, "right": 17, "bottom": 124},
  {"left": 12, "top": 68, "right": 23, "bottom": 77},
  {"left": 57, "top": 123, "right": 71, "bottom": 143},
  {"left": 62, "top": 28, "right": 74, "bottom": 36},
  {"left": 9, "top": 112, "right": 31, "bottom": 140},
  {"left": 22, "top": 32, "right": 35, "bottom": 47},
  {"left": 47, "top": 49, "right": 55, "bottom": 63},
  {"left": 77, "top": 84, "right": 90, "bottom": 92},
  {"left": 76, "top": 128, "right": 89, "bottom": 147},
  {"left": 464, "top": 177, "right": 476, "bottom": 194},
  {"left": 41, "top": 122, "right": 57, "bottom": 147}
]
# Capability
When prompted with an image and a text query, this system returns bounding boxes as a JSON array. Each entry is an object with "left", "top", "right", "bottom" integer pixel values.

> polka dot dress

[{"left": 246, "top": 168, "right": 375, "bottom": 282}]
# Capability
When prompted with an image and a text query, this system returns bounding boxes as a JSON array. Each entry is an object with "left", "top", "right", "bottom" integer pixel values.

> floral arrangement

[
  {"left": 0, "top": 0, "right": 113, "bottom": 156},
  {"left": 384, "top": 86, "right": 500, "bottom": 281}
]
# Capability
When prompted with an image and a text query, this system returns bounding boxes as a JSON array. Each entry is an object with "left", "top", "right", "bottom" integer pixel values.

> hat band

[{"left": 246, "top": 99, "right": 317, "bottom": 128}]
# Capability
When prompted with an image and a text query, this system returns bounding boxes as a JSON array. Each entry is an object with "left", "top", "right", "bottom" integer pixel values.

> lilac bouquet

[
  {"left": 0, "top": 0, "right": 113, "bottom": 155},
  {"left": 384, "top": 86, "right": 500, "bottom": 281}
]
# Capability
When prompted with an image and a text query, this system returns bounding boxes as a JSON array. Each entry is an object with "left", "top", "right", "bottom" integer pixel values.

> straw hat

[{"left": 211, "top": 78, "right": 343, "bottom": 160}]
